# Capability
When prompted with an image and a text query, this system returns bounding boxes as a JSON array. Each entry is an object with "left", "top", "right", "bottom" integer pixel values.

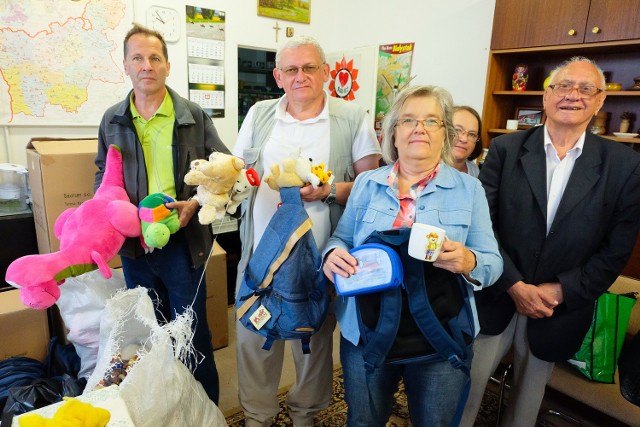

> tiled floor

[{"left": 214, "top": 306, "right": 342, "bottom": 416}]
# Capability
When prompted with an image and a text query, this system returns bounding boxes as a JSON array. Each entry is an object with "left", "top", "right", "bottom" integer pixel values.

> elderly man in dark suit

[{"left": 461, "top": 56, "right": 640, "bottom": 427}]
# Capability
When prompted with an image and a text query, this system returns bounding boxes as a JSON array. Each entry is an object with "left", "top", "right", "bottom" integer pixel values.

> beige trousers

[
  {"left": 460, "top": 312, "right": 555, "bottom": 427},
  {"left": 236, "top": 312, "right": 336, "bottom": 427}
]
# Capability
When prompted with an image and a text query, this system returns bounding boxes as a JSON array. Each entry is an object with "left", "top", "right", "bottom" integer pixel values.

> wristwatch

[{"left": 323, "top": 183, "right": 337, "bottom": 205}]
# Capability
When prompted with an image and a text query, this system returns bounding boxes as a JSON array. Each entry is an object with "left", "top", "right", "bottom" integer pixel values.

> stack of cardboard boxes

[{"left": 0, "top": 138, "right": 229, "bottom": 363}]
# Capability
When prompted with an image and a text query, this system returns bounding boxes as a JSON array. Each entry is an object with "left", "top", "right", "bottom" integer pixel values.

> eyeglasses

[
  {"left": 396, "top": 118, "right": 444, "bottom": 131},
  {"left": 454, "top": 126, "right": 479, "bottom": 142},
  {"left": 548, "top": 82, "right": 604, "bottom": 98},
  {"left": 278, "top": 64, "right": 325, "bottom": 76}
]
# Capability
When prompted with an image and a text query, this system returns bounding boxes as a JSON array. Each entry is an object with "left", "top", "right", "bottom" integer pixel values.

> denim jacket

[{"left": 324, "top": 162, "right": 503, "bottom": 345}]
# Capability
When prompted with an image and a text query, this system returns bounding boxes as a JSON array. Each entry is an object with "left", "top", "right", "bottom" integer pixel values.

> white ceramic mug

[
  {"left": 408, "top": 223, "right": 446, "bottom": 262},
  {"left": 506, "top": 119, "right": 519, "bottom": 130}
]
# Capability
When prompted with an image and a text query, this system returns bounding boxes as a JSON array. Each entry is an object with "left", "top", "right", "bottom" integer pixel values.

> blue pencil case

[{"left": 333, "top": 243, "right": 404, "bottom": 296}]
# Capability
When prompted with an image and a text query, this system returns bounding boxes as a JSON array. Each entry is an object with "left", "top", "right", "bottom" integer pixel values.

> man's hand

[
  {"left": 300, "top": 183, "right": 330, "bottom": 202},
  {"left": 506, "top": 281, "right": 558, "bottom": 318},
  {"left": 165, "top": 199, "right": 200, "bottom": 228}
]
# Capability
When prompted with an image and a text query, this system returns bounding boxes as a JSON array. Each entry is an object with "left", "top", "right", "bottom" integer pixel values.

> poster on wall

[
  {"left": 325, "top": 46, "right": 378, "bottom": 130},
  {"left": 0, "top": 0, "right": 134, "bottom": 125},
  {"left": 186, "top": 6, "right": 225, "bottom": 118},
  {"left": 375, "top": 43, "right": 415, "bottom": 141}
]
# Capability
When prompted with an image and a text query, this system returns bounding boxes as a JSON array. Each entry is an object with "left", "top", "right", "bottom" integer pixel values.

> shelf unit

[
  {"left": 238, "top": 48, "right": 283, "bottom": 129},
  {"left": 481, "top": 39, "right": 640, "bottom": 148}
]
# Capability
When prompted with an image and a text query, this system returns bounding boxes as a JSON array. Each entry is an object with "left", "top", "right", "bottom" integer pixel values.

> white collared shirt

[
  {"left": 544, "top": 126, "right": 585, "bottom": 234},
  {"left": 233, "top": 91, "right": 380, "bottom": 251}
]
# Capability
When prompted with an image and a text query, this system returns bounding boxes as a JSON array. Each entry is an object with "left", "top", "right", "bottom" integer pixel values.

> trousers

[
  {"left": 236, "top": 312, "right": 336, "bottom": 427},
  {"left": 460, "top": 312, "right": 555, "bottom": 427}
]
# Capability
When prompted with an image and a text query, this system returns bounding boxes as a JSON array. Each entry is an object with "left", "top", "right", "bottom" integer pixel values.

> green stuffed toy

[{"left": 138, "top": 193, "right": 180, "bottom": 250}]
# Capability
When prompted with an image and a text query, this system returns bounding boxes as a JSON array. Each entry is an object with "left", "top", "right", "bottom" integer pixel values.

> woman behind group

[
  {"left": 322, "top": 85, "right": 502, "bottom": 426},
  {"left": 452, "top": 105, "right": 483, "bottom": 177}
]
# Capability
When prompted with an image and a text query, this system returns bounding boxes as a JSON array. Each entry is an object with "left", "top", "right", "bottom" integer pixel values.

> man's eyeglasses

[
  {"left": 396, "top": 118, "right": 444, "bottom": 131},
  {"left": 548, "top": 83, "right": 604, "bottom": 98},
  {"left": 454, "top": 126, "right": 479, "bottom": 142},
  {"left": 279, "top": 64, "right": 325, "bottom": 76}
]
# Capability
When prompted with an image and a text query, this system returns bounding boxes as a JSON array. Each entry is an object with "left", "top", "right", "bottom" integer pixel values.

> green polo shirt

[{"left": 130, "top": 91, "right": 176, "bottom": 198}]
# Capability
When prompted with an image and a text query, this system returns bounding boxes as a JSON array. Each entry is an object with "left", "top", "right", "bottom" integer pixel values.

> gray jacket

[
  {"left": 235, "top": 96, "right": 367, "bottom": 289},
  {"left": 94, "top": 86, "right": 229, "bottom": 267}
]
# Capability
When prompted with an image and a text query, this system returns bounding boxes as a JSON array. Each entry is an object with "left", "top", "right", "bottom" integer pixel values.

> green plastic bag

[{"left": 567, "top": 291, "right": 637, "bottom": 383}]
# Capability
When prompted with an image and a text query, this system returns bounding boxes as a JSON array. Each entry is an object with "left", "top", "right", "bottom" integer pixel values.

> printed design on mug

[{"left": 425, "top": 231, "right": 441, "bottom": 261}]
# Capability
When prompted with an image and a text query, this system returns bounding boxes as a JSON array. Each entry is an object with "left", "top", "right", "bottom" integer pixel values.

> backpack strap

[
  {"left": 405, "top": 271, "right": 470, "bottom": 375},
  {"left": 360, "top": 287, "right": 403, "bottom": 373}
]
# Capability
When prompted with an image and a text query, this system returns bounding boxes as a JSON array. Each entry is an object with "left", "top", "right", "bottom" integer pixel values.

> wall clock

[{"left": 146, "top": 6, "right": 180, "bottom": 43}]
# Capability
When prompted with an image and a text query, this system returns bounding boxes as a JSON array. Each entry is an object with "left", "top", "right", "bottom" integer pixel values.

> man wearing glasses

[
  {"left": 461, "top": 56, "right": 640, "bottom": 426},
  {"left": 232, "top": 35, "right": 380, "bottom": 427}
]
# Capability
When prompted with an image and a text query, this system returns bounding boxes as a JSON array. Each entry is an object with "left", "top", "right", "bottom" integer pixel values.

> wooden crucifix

[{"left": 273, "top": 22, "right": 281, "bottom": 43}]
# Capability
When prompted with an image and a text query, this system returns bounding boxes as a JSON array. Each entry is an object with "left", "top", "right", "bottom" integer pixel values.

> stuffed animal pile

[
  {"left": 264, "top": 153, "right": 333, "bottom": 191},
  {"left": 184, "top": 152, "right": 259, "bottom": 224},
  {"left": 5, "top": 145, "right": 140, "bottom": 310}
]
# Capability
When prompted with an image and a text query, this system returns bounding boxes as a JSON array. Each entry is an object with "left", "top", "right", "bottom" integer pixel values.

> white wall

[{"left": 0, "top": 0, "right": 495, "bottom": 166}]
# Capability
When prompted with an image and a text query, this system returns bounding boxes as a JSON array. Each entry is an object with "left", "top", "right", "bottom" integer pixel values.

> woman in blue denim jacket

[{"left": 322, "top": 85, "right": 502, "bottom": 427}]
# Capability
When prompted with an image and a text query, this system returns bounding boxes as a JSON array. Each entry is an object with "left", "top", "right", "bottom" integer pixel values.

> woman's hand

[
  {"left": 322, "top": 248, "right": 358, "bottom": 283},
  {"left": 433, "top": 239, "right": 477, "bottom": 274}
]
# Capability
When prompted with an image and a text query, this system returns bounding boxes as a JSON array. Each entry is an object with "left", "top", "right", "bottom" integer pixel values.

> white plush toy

[{"left": 226, "top": 168, "right": 260, "bottom": 215}]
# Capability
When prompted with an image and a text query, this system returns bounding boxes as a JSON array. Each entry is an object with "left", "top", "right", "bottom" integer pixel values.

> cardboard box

[
  {"left": 26, "top": 138, "right": 120, "bottom": 268},
  {"left": 206, "top": 241, "right": 229, "bottom": 350},
  {"left": 0, "top": 289, "right": 50, "bottom": 361}
]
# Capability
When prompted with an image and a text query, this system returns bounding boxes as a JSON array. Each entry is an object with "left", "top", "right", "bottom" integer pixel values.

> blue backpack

[
  {"left": 235, "top": 186, "right": 330, "bottom": 353},
  {"left": 355, "top": 229, "right": 474, "bottom": 425}
]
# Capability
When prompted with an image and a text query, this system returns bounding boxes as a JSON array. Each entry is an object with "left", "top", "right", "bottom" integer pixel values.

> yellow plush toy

[
  {"left": 264, "top": 158, "right": 304, "bottom": 191},
  {"left": 311, "top": 163, "right": 333, "bottom": 185},
  {"left": 18, "top": 397, "right": 110, "bottom": 427}
]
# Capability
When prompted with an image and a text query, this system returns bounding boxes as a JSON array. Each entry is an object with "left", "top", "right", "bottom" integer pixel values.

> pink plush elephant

[{"left": 5, "top": 144, "right": 140, "bottom": 309}]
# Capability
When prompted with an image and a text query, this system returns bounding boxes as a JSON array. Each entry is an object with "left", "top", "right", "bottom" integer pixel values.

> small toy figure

[{"left": 425, "top": 231, "right": 441, "bottom": 261}]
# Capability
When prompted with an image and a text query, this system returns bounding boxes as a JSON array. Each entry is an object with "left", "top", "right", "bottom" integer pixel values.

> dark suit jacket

[{"left": 476, "top": 126, "right": 640, "bottom": 361}]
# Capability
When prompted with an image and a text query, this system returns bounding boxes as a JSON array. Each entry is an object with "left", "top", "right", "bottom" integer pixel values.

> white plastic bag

[
  {"left": 56, "top": 268, "right": 127, "bottom": 379},
  {"left": 85, "top": 288, "right": 226, "bottom": 427}
]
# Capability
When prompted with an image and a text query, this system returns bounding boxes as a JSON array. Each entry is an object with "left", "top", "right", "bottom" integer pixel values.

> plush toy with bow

[{"left": 5, "top": 144, "right": 141, "bottom": 309}]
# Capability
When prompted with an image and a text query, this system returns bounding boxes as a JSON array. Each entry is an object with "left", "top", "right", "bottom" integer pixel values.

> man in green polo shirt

[{"left": 94, "top": 23, "right": 229, "bottom": 404}]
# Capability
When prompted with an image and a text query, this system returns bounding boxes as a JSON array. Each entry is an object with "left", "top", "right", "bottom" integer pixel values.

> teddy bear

[
  {"left": 226, "top": 168, "right": 260, "bottom": 215},
  {"left": 5, "top": 144, "right": 141, "bottom": 309},
  {"left": 293, "top": 155, "right": 321, "bottom": 188},
  {"left": 184, "top": 152, "right": 260, "bottom": 224}
]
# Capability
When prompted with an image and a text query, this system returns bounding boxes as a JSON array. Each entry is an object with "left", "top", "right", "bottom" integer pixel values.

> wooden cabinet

[
  {"left": 491, "top": 0, "right": 640, "bottom": 49},
  {"left": 481, "top": 41, "right": 640, "bottom": 148}
]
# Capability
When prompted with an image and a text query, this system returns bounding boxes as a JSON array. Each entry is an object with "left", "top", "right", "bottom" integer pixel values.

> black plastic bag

[
  {"left": 0, "top": 357, "right": 46, "bottom": 413},
  {"left": 619, "top": 331, "right": 640, "bottom": 407}
]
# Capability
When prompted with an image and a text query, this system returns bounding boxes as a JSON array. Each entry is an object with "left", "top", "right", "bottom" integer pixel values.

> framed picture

[
  {"left": 515, "top": 107, "right": 545, "bottom": 129},
  {"left": 258, "top": 0, "right": 310, "bottom": 24}
]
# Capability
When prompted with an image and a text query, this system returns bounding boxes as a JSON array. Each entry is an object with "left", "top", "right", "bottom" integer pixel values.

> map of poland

[{"left": 0, "top": 0, "right": 133, "bottom": 125}]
